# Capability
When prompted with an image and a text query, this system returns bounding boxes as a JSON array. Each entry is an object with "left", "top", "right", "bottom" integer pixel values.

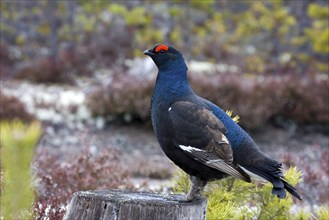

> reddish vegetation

[
  {"left": 87, "top": 73, "right": 154, "bottom": 120},
  {"left": 14, "top": 47, "right": 94, "bottom": 84},
  {"left": 0, "top": 90, "right": 35, "bottom": 123},
  {"left": 0, "top": 43, "right": 14, "bottom": 80},
  {"left": 87, "top": 72, "right": 328, "bottom": 131},
  {"left": 190, "top": 73, "right": 329, "bottom": 130},
  {"left": 12, "top": 39, "right": 130, "bottom": 84},
  {"left": 279, "top": 145, "right": 329, "bottom": 204},
  {"left": 33, "top": 148, "right": 133, "bottom": 219}
]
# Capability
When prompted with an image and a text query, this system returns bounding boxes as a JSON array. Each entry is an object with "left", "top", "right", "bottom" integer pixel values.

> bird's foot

[
  {"left": 185, "top": 193, "right": 195, "bottom": 202},
  {"left": 184, "top": 176, "right": 207, "bottom": 202},
  {"left": 162, "top": 193, "right": 188, "bottom": 202}
]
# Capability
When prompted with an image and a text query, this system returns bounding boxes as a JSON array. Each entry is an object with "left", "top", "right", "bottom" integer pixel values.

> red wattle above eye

[{"left": 155, "top": 44, "right": 169, "bottom": 53}]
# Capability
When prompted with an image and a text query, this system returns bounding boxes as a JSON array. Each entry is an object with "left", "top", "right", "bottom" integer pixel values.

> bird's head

[{"left": 143, "top": 43, "right": 187, "bottom": 72}]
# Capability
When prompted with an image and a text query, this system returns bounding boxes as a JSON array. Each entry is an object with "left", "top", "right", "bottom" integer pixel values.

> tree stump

[{"left": 64, "top": 190, "right": 207, "bottom": 220}]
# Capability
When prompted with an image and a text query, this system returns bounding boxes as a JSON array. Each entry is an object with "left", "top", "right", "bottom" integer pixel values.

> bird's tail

[
  {"left": 281, "top": 178, "right": 302, "bottom": 200},
  {"left": 271, "top": 178, "right": 302, "bottom": 200},
  {"left": 243, "top": 160, "right": 302, "bottom": 200}
]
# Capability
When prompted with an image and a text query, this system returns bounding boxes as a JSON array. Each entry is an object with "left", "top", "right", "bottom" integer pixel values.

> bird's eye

[{"left": 160, "top": 50, "right": 164, "bottom": 53}]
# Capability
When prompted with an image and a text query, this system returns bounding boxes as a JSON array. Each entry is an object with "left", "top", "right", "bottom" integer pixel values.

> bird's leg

[{"left": 186, "top": 176, "right": 207, "bottom": 201}]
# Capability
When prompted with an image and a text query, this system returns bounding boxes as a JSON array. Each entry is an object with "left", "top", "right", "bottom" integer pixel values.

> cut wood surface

[{"left": 64, "top": 190, "right": 207, "bottom": 220}]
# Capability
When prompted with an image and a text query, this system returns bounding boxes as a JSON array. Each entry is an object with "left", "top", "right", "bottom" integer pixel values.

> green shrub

[
  {"left": 0, "top": 121, "right": 42, "bottom": 219},
  {"left": 171, "top": 166, "right": 314, "bottom": 219},
  {"left": 315, "top": 206, "right": 329, "bottom": 220}
]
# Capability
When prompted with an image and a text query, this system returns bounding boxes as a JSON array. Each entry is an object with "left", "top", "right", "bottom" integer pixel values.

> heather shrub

[
  {"left": 280, "top": 145, "right": 329, "bottom": 205},
  {"left": 190, "top": 73, "right": 329, "bottom": 130},
  {"left": 0, "top": 120, "right": 135, "bottom": 219},
  {"left": 87, "top": 72, "right": 154, "bottom": 121},
  {"left": 0, "top": 43, "right": 14, "bottom": 79},
  {"left": 190, "top": 73, "right": 277, "bottom": 130},
  {"left": 0, "top": 90, "right": 35, "bottom": 123},
  {"left": 13, "top": 43, "right": 97, "bottom": 84},
  {"left": 87, "top": 72, "right": 329, "bottom": 130},
  {"left": 13, "top": 46, "right": 96, "bottom": 84},
  {"left": 15, "top": 57, "right": 72, "bottom": 84},
  {"left": 278, "top": 75, "right": 329, "bottom": 124},
  {"left": 0, "top": 43, "right": 13, "bottom": 66},
  {"left": 33, "top": 147, "right": 133, "bottom": 219}
]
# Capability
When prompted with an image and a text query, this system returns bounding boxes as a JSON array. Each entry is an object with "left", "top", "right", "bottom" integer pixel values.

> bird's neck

[{"left": 153, "top": 66, "right": 193, "bottom": 101}]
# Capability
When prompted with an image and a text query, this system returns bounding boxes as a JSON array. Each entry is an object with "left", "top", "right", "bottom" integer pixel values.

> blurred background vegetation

[
  {"left": 1, "top": 0, "right": 328, "bottom": 76},
  {"left": 1, "top": 0, "right": 328, "bottom": 131},
  {"left": 1, "top": 0, "right": 328, "bottom": 219}
]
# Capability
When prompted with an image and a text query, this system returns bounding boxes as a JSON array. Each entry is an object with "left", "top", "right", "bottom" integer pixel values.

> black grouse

[{"left": 144, "top": 43, "right": 301, "bottom": 201}]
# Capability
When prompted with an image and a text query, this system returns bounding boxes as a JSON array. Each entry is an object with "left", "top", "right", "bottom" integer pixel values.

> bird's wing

[
  {"left": 168, "top": 101, "right": 250, "bottom": 182},
  {"left": 199, "top": 99, "right": 302, "bottom": 200}
]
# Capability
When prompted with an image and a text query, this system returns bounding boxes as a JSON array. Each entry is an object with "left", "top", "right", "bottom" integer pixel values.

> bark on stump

[{"left": 64, "top": 190, "right": 207, "bottom": 220}]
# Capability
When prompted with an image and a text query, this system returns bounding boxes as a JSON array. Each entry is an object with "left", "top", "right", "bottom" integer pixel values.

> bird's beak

[{"left": 143, "top": 49, "right": 153, "bottom": 56}]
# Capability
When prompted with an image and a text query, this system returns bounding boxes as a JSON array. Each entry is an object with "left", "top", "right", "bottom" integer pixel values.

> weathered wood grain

[{"left": 64, "top": 190, "right": 207, "bottom": 220}]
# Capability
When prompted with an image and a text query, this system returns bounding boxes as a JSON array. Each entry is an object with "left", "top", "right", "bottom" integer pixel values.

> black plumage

[{"left": 144, "top": 43, "right": 301, "bottom": 201}]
